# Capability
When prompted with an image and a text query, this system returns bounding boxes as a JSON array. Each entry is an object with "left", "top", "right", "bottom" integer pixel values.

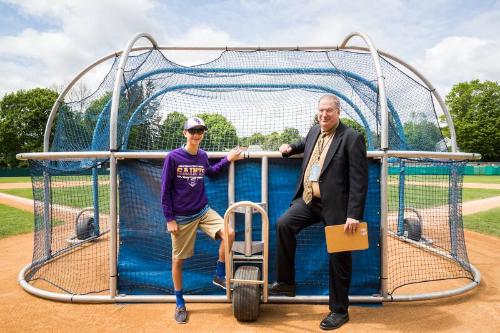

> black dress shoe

[
  {"left": 268, "top": 281, "right": 296, "bottom": 297},
  {"left": 319, "top": 312, "right": 349, "bottom": 330}
]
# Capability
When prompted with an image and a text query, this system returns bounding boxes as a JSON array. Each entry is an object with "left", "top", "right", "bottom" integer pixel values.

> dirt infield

[
  {"left": 0, "top": 230, "right": 498, "bottom": 332},
  {"left": 1, "top": 186, "right": 499, "bottom": 332}
]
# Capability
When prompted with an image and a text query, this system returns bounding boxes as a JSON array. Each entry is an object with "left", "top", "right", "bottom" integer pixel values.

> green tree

[
  {"left": 124, "top": 81, "right": 161, "bottom": 150},
  {"left": 280, "top": 127, "right": 302, "bottom": 144},
  {"left": 197, "top": 113, "right": 238, "bottom": 151},
  {"left": 73, "top": 92, "right": 112, "bottom": 150},
  {"left": 262, "top": 128, "right": 304, "bottom": 150},
  {"left": 340, "top": 118, "right": 368, "bottom": 144},
  {"left": 438, "top": 114, "right": 451, "bottom": 139},
  {"left": 403, "top": 113, "right": 443, "bottom": 151},
  {"left": 84, "top": 92, "right": 112, "bottom": 131},
  {"left": 446, "top": 80, "right": 500, "bottom": 161},
  {"left": 262, "top": 131, "right": 282, "bottom": 150},
  {"left": 239, "top": 132, "right": 266, "bottom": 147},
  {"left": 159, "top": 112, "right": 187, "bottom": 150},
  {"left": 239, "top": 128, "right": 303, "bottom": 150},
  {"left": 0, "top": 88, "right": 58, "bottom": 167}
]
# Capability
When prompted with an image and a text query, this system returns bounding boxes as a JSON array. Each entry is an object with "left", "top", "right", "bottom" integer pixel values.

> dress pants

[{"left": 275, "top": 197, "right": 352, "bottom": 314}]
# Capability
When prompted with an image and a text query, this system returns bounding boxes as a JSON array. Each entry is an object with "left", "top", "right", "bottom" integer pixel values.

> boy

[{"left": 161, "top": 116, "right": 242, "bottom": 324}]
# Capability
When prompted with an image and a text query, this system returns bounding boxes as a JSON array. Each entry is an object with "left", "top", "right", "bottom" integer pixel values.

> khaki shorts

[{"left": 171, "top": 208, "right": 224, "bottom": 259}]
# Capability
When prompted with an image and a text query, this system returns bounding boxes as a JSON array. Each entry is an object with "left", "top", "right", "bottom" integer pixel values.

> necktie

[{"left": 302, "top": 133, "right": 326, "bottom": 204}]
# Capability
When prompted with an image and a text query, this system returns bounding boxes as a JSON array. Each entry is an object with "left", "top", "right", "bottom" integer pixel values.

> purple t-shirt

[{"left": 161, "top": 147, "right": 229, "bottom": 222}]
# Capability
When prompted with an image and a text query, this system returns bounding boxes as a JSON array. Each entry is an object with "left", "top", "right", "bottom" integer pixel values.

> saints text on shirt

[{"left": 176, "top": 165, "right": 205, "bottom": 179}]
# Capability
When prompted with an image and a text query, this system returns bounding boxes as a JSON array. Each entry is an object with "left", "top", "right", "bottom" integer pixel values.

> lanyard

[{"left": 317, "top": 132, "right": 334, "bottom": 159}]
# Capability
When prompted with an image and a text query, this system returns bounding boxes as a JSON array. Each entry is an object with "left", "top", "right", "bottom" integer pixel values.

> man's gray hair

[{"left": 319, "top": 95, "right": 341, "bottom": 111}]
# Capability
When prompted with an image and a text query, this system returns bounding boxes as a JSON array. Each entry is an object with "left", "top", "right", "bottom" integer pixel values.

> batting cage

[{"left": 18, "top": 32, "right": 480, "bottom": 305}]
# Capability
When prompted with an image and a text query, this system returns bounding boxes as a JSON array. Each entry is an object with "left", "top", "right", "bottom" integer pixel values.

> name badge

[{"left": 309, "top": 164, "right": 321, "bottom": 181}]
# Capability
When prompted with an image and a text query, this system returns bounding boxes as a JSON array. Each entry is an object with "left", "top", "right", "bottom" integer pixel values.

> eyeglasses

[{"left": 187, "top": 128, "right": 205, "bottom": 135}]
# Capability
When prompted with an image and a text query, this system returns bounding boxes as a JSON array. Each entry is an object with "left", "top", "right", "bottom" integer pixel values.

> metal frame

[
  {"left": 107, "top": 32, "right": 158, "bottom": 298},
  {"left": 340, "top": 32, "right": 391, "bottom": 299},
  {"left": 18, "top": 31, "right": 480, "bottom": 304},
  {"left": 341, "top": 45, "right": 458, "bottom": 152},
  {"left": 18, "top": 260, "right": 480, "bottom": 303},
  {"left": 16, "top": 150, "right": 481, "bottom": 161},
  {"left": 223, "top": 201, "right": 269, "bottom": 303}
]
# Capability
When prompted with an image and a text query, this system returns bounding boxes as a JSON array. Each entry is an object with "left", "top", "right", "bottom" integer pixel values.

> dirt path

[
  {"left": 0, "top": 183, "right": 33, "bottom": 189},
  {"left": 0, "top": 180, "right": 110, "bottom": 190},
  {"left": 463, "top": 182, "right": 500, "bottom": 189},
  {"left": 462, "top": 196, "right": 500, "bottom": 215},
  {"left": 0, "top": 192, "right": 34, "bottom": 212}
]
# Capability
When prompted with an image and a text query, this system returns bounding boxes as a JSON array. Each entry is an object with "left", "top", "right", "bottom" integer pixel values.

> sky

[{"left": 0, "top": 0, "right": 499, "bottom": 99}]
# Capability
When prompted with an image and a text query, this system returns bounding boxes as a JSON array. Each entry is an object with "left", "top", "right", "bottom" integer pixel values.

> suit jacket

[{"left": 285, "top": 121, "right": 369, "bottom": 226}]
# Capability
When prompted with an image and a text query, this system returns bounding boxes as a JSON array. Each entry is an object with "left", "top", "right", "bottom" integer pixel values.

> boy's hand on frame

[{"left": 227, "top": 146, "right": 243, "bottom": 162}]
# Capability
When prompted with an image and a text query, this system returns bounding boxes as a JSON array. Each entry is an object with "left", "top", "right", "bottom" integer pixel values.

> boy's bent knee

[{"left": 217, "top": 227, "right": 234, "bottom": 240}]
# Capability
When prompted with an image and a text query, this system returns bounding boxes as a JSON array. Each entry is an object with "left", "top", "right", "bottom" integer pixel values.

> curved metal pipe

[
  {"left": 110, "top": 66, "right": 407, "bottom": 151},
  {"left": 110, "top": 66, "right": 404, "bottom": 149},
  {"left": 341, "top": 32, "right": 390, "bottom": 149},
  {"left": 121, "top": 82, "right": 374, "bottom": 150},
  {"left": 109, "top": 33, "right": 157, "bottom": 150},
  {"left": 341, "top": 46, "right": 458, "bottom": 152},
  {"left": 340, "top": 32, "right": 391, "bottom": 300},
  {"left": 26, "top": 32, "right": 477, "bottom": 309},
  {"left": 43, "top": 55, "right": 119, "bottom": 152},
  {"left": 108, "top": 32, "right": 157, "bottom": 298},
  {"left": 18, "top": 260, "right": 480, "bottom": 303},
  {"left": 43, "top": 42, "right": 454, "bottom": 152}
]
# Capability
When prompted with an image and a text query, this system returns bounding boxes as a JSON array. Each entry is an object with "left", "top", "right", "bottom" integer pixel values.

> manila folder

[{"left": 324, "top": 222, "right": 369, "bottom": 253}]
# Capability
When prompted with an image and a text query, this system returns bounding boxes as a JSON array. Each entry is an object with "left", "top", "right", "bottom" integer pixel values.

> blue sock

[
  {"left": 175, "top": 289, "right": 185, "bottom": 308},
  {"left": 216, "top": 260, "right": 225, "bottom": 278}
]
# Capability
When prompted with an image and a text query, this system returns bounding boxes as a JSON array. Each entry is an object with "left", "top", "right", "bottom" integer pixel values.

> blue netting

[
  {"left": 386, "top": 158, "right": 473, "bottom": 293},
  {"left": 24, "top": 47, "right": 476, "bottom": 298},
  {"left": 50, "top": 49, "right": 447, "bottom": 156},
  {"left": 117, "top": 159, "right": 381, "bottom": 296}
]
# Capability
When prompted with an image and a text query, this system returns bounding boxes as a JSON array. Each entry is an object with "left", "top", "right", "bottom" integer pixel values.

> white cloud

[
  {"left": 0, "top": 0, "right": 246, "bottom": 96},
  {"left": 0, "top": 0, "right": 163, "bottom": 96},
  {"left": 416, "top": 36, "right": 500, "bottom": 95},
  {"left": 164, "top": 26, "right": 239, "bottom": 66},
  {"left": 1, "top": 0, "right": 499, "bottom": 102}
]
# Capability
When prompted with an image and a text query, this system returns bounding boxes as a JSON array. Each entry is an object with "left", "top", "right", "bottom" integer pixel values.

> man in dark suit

[{"left": 269, "top": 95, "right": 368, "bottom": 330}]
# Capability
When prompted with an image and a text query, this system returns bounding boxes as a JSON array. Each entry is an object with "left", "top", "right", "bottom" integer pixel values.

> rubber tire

[
  {"left": 403, "top": 217, "right": 422, "bottom": 242},
  {"left": 232, "top": 265, "right": 261, "bottom": 322},
  {"left": 76, "top": 216, "right": 95, "bottom": 240}
]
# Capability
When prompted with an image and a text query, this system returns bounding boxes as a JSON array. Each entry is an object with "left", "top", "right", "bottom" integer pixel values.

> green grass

[
  {"left": 0, "top": 174, "right": 109, "bottom": 184},
  {"left": 0, "top": 176, "right": 30, "bottom": 183},
  {"left": 0, "top": 204, "right": 34, "bottom": 238},
  {"left": 388, "top": 185, "right": 500, "bottom": 210},
  {"left": 463, "top": 207, "right": 500, "bottom": 237},
  {"left": 463, "top": 175, "right": 500, "bottom": 184},
  {"left": 0, "top": 188, "right": 32, "bottom": 198},
  {"left": 0, "top": 185, "right": 110, "bottom": 212},
  {"left": 463, "top": 188, "right": 500, "bottom": 201}
]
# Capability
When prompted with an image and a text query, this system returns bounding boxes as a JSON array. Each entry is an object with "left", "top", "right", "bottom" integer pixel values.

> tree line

[{"left": 1, "top": 80, "right": 499, "bottom": 167}]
